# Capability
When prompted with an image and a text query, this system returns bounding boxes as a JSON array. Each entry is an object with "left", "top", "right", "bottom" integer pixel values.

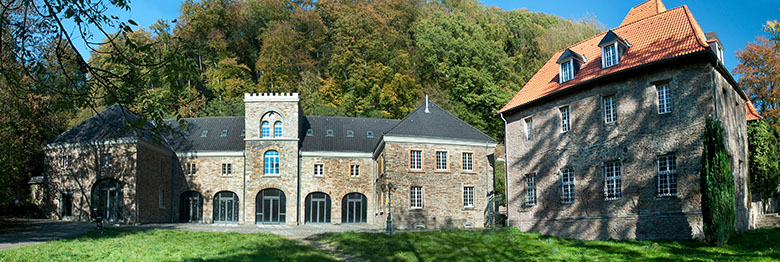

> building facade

[
  {"left": 500, "top": 0, "right": 756, "bottom": 240},
  {"left": 39, "top": 94, "right": 497, "bottom": 229}
]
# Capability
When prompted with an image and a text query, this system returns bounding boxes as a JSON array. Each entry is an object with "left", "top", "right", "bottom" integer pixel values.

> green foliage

[
  {"left": 700, "top": 116, "right": 736, "bottom": 246},
  {"left": 83, "top": 0, "right": 603, "bottom": 139},
  {"left": 747, "top": 120, "right": 780, "bottom": 202},
  {"left": 494, "top": 160, "right": 506, "bottom": 206}
]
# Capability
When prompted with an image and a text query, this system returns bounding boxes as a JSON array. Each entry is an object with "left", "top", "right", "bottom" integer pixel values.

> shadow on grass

[{"left": 315, "top": 227, "right": 780, "bottom": 262}]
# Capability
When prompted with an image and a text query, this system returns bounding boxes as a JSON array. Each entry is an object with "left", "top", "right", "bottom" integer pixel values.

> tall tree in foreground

[
  {"left": 734, "top": 36, "right": 780, "bottom": 133},
  {"left": 747, "top": 120, "right": 780, "bottom": 205},
  {"left": 700, "top": 116, "right": 736, "bottom": 246}
]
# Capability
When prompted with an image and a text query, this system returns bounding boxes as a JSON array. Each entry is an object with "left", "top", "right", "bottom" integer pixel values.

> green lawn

[
  {"left": 0, "top": 228, "right": 337, "bottom": 262},
  {"left": 1, "top": 227, "right": 779, "bottom": 262},
  {"left": 317, "top": 227, "right": 780, "bottom": 262}
]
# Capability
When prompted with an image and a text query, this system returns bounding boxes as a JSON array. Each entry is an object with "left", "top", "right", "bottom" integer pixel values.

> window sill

[
  {"left": 655, "top": 194, "right": 677, "bottom": 199},
  {"left": 604, "top": 197, "right": 622, "bottom": 201},
  {"left": 263, "top": 175, "right": 281, "bottom": 178},
  {"left": 409, "top": 208, "right": 424, "bottom": 211},
  {"left": 462, "top": 207, "right": 475, "bottom": 211},
  {"left": 433, "top": 170, "right": 451, "bottom": 174},
  {"left": 408, "top": 170, "right": 425, "bottom": 173},
  {"left": 461, "top": 171, "right": 476, "bottom": 174}
]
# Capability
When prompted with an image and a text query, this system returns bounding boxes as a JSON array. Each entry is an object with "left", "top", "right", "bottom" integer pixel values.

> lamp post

[{"left": 381, "top": 182, "right": 397, "bottom": 235}]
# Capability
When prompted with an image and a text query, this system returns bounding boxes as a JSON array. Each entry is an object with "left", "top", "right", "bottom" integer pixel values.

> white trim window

[
  {"left": 435, "top": 151, "right": 447, "bottom": 171},
  {"left": 525, "top": 118, "right": 533, "bottom": 141},
  {"left": 463, "top": 186, "right": 474, "bottom": 208},
  {"left": 657, "top": 83, "right": 672, "bottom": 114},
  {"left": 186, "top": 163, "right": 197, "bottom": 176},
  {"left": 410, "top": 150, "right": 422, "bottom": 170},
  {"left": 657, "top": 155, "right": 677, "bottom": 197},
  {"left": 274, "top": 121, "right": 283, "bottom": 137},
  {"left": 350, "top": 165, "right": 360, "bottom": 177},
  {"left": 560, "top": 106, "right": 570, "bottom": 133},
  {"left": 261, "top": 121, "right": 270, "bottom": 138},
  {"left": 314, "top": 164, "right": 323, "bottom": 177},
  {"left": 221, "top": 163, "right": 232, "bottom": 176},
  {"left": 561, "top": 168, "right": 574, "bottom": 203},
  {"left": 462, "top": 152, "right": 473, "bottom": 172},
  {"left": 602, "top": 42, "right": 619, "bottom": 68},
  {"left": 560, "top": 60, "right": 574, "bottom": 83},
  {"left": 524, "top": 174, "right": 537, "bottom": 206},
  {"left": 603, "top": 95, "right": 616, "bottom": 124},
  {"left": 604, "top": 161, "right": 622, "bottom": 200},
  {"left": 410, "top": 186, "right": 423, "bottom": 208}
]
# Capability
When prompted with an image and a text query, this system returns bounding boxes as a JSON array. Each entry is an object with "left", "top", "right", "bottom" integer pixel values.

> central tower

[{"left": 244, "top": 93, "right": 301, "bottom": 225}]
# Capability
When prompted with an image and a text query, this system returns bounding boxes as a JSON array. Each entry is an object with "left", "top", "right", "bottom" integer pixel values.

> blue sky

[{"left": 71, "top": 0, "right": 778, "bottom": 74}]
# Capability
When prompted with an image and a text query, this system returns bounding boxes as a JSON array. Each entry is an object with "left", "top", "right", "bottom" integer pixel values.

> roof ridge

[
  {"left": 426, "top": 102, "right": 495, "bottom": 142},
  {"left": 613, "top": 5, "right": 683, "bottom": 31},
  {"left": 681, "top": 5, "right": 709, "bottom": 48},
  {"left": 306, "top": 115, "right": 398, "bottom": 122},
  {"left": 165, "top": 116, "right": 245, "bottom": 121},
  {"left": 384, "top": 102, "right": 424, "bottom": 135}
]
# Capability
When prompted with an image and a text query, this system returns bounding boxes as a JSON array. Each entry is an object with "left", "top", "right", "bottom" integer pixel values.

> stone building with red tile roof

[{"left": 499, "top": 0, "right": 756, "bottom": 240}]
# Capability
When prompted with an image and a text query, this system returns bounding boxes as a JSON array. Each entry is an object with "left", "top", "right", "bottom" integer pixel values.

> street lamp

[{"left": 380, "top": 182, "right": 397, "bottom": 235}]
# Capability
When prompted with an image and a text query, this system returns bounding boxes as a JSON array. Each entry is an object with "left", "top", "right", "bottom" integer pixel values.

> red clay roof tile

[{"left": 746, "top": 100, "right": 762, "bottom": 121}]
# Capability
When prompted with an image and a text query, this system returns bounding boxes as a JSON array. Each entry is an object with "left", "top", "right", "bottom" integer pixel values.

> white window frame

[
  {"left": 462, "top": 152, "right": 473, "bottom": 172},
  {"left": 604, "top": 161, "right": 622, "bottom": 200},
  {"left": 603, "top": 95, "right": 616, "bottom": 124},
  {"left": 657, "top": 155, "right": 677, "bottom": 197},
  {"left": 657, "top": 83, "right": 672, "bottom": 114},
  {"left": 560, "top": 168, "right": 575, "bottom": 204},
  {"left": 261, "top": 122, "right": 270, "bottom": 138},
  {"left": 314, "top": 164, "right": 323, "bottom": 177},
  {"left": 186, "top": 163, "right": 196, "bottom": 176},
  {"left": 221, "top": 163, "right": 232, "bottom": 176},
  {"left": 560, "top": 106, "right": 570, "bottom": 133},
  {"left": 435, "top": 151, "right": 448, "bottom": 171},
  {"left": 410, "top": 186, "right": 423, "bottom": 209},
  {"left": 274, "top": 121, "right": 283, "bottom": 138},
  {"left": 602, "top": 42, "right": 619, "bottom": 68},
  {"left": 524, "top": 174, "right": 537, "bottom": 206},
  {"left": 463, "top": 186, "right": 474, "bottom": 208},
  {"left": 525, "top": 117, "right": 533, "bottom": 141},
  {"left": 559, "top": 59, "right": 574, "bottom": 83},
  {"left": 350, "top": 165, "right": 360, "bottom": 177},
  {"left": 410, "top": 150, "right": 422, "bottom": 170}
]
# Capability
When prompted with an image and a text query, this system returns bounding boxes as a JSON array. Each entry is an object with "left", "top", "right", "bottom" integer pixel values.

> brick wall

[
  {"left": 504, "top": 60, "right": 749, "bottom": 240},
  {"left": 378, "top": 141, "right": 495, "bottom": 229}
]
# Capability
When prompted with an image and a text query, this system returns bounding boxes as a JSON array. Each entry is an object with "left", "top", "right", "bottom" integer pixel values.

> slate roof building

[
  {"left": 499, "top": 0, "right": 758, "bottom": 240},
  {"left": 40, "top": 93, "right": 496, "bottom": 229}
]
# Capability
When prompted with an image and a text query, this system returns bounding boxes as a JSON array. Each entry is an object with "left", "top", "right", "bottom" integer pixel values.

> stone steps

[{"left": 756, "top": 213, "right": 780, "bottom": 228}]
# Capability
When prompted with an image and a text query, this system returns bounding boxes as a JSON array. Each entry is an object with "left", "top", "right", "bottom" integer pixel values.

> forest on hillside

[{"left": 85, "top": 0, "right": 603, "bottom": 139}]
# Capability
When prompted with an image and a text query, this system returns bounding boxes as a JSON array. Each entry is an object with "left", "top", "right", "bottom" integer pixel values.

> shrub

[
  {"left": 700, "top": 116, "right": 736, "bottom": 246},
  {"left": 747, "top": 120, "right": 780, "bottom": 203}
]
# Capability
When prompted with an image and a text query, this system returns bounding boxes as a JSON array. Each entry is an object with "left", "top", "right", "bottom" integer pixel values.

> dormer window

[
  {"left": 220, "top": 130, "right": 228, "bottom": 137},
  {"left": 556, "top": 48, "right": 585, "bottom": 84},
  {"left": 602, "top": 43, "right": 618, "bottom": 67},
  {"left": 598, "top": 30, "right": 630, "bottom": 69},
  {"left": 346, "top": 130, "right": 354, "bottom": 137},
  {"left": 306, "top": 129, "right": 313, "bottom": 136},
  {"left": 560, "top": 60, "right": 574, "bottom": 82}
]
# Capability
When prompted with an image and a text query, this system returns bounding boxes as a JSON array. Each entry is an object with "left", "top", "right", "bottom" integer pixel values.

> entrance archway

[
  {"left": 180, "top": 191, "right": 202, "bottom": 222},
  {"left": 305, "top": 192, "right": 331, "bottom": 224},
  {"left": 213, "top": 191, "right": 239, "bottom": 223},
  {"left": 342, "top": 193, "right": 367, "bottom": 224},
  {"left": 256, "top": 188, "right": 286, "bottom": 224},
  {"left": 91, "top": 179, "right": 121, "bottom": 222}
]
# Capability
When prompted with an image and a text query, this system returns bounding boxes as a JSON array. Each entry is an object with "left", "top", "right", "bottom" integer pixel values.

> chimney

[{"left": 425, "top": 95, "right": 430, "bottom": 113}]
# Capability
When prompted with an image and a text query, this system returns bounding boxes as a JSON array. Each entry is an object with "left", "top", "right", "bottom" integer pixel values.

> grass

[
  {"left": 317, "top": 227, "right": 780, "bottom": 262},
  {"left": 0, "top": 228, "right": 337, "bottom": 262},
  {"left": 1, "top": 227, "right": 779, "bottom": 262}
]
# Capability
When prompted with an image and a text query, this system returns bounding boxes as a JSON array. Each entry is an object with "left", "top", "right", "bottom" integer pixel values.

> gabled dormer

[
  {"left": 556, "top": 49, "right": 586, "bottom": 83},
  {"left": 598, "top": 30, "right": 630, "bottom": 68},
  {"left": 705, "top": 32, "right": 725, "bottom": 63}
]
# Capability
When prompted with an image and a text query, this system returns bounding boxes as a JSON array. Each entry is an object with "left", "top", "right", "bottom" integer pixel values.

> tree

[
  {"left": 700, "top": 116, "right": 736, "bottom": 246},
  {"left": 735, "top": 37, "right": 780, "bottom": 133},
  {"left": 747, "top": 120, "right": 780, "bottom": 204}
]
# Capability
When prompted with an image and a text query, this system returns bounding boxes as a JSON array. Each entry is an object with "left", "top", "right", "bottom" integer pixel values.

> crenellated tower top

[{"left": 244, "top": 93, "right": 299, "bottom": 102}]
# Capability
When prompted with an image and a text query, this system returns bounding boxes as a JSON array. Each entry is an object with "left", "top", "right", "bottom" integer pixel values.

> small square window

[
  {"left": 314, "top": 164, "right": 323, "bottom": 176},
  {"left": 367, "top": 131, "right": 374, "bottom": 138},
  {"left": 101, "top": 153, "right": 112, "bottom": 167},
  {"left": 200, "top": 130, "right": 209, "bottom": 137},
  {"left": 326, "top": 129, "right": 334, "bottom": 136},
  {"left": 346, "top": 130, "right": 354, "bottom": 137},
  {"left": 350, "top": 165, "right": 360, "bottom": 177},
  {"left": 221, "top": 163, "right": 232, "bottom": 176},
  {"left": 306, "top": 129, "right": 313, "bottom": 136},
  {"left": 220, "top": 130, "right": 228, "bottom": 137}
]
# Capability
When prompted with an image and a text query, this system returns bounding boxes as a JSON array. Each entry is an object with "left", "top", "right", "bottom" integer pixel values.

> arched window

[
  {"left": 264, "top": 150, "right": 280, "bottom": 175},
  {"left": 180, "top": 191, "right": 202, "bottom": 223},
  {"left": 261, "top": 121, "right": 270, "bottom": 138},
  {"left": 256, "top": 188, "right": 286, "bottom": 224},
  {"left": 305, "top": 192, "right": 331, "bottom": 224},
  {"left": 342, "top": 193, "right": 367, "bottom": 224},
  {"left": 274, "top": 121, "right": 283, "bottom": 137},
  {"left": 213, "top": 191, "right": 239, "bottom": 223}
]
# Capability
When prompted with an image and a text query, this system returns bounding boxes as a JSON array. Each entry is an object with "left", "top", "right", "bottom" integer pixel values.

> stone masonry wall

[
  {"left": 135, "top": 140, "right": 173, "bottom": 223},
  {"left": 299, "top": 155, "right": 375, "bottom": 224},
  {"left": 504, "top": 60, "right": 748, "bottom": 240},
  {"left": 378, "top": 142, "right": 495, "bottom": 229},
  {"left": 43, "top": 142, "right": 138, "bottom": 223},
  {"left": 172, "top": 155, "right": 245, "bottom": 223}
]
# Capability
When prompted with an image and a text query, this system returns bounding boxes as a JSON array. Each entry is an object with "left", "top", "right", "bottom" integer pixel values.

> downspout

[
  {"left": 485, "top": 141, "right": 489, "bottom": 199},
  {"left": 712, "top": 68, "right": 719, "bottom": 117},
  {"left": 372, "top": 158, "right": 376, "bottom": 225},
  {"left": 242, "top": 151, "right": 246, "bottom": 224},
  {"left": 297, "top": 149, "right": 302, "bottom": 225},
  {"left": 499, "top": 112, "right": 510, "bottom": 212}
]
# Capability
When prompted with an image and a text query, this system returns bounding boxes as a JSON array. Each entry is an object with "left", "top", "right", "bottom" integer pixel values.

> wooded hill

[{"left": 86, "top": 0, "right": 603, "bottom": 140}]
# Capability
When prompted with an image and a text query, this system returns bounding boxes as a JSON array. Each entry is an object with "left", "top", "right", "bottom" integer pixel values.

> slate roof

[
  {"left": 300, "top": 116, "right": 400, "bottom": 153},
  {"left": 499, "top": 1, "right": 710, "bottom": 113},
  {"left": 164, "top": 117, "right": 246, "bottom": 152},
  {"left": 385, "top": 101, "right": 496, "bottom": 143},
  {"left": 49, "top": 104, "right": 155, "bottom": 144}
]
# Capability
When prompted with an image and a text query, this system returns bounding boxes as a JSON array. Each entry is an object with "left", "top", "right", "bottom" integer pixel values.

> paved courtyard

[{"left": 0, "top": 218, "right": 383, "bottom": 250}]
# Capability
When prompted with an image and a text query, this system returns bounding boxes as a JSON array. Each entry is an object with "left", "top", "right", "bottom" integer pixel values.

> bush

[
  {"left": 747, "top": 120, "right": 780, "bottom": 202},
  {"left": 700, "top": 116, "right": 736, "bottom": 246}
]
